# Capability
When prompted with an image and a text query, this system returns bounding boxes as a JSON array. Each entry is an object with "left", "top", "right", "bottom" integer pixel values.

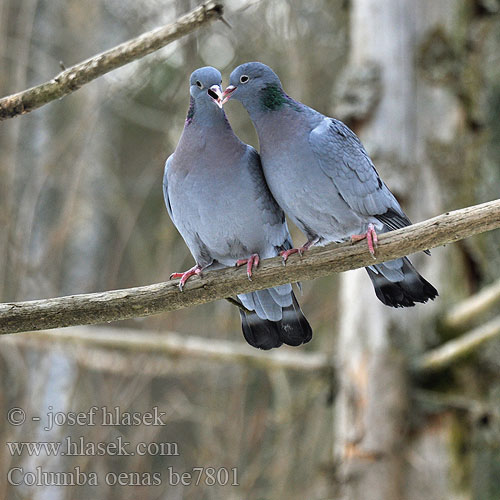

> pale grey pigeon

[
  {"left": 163, "top": 67, "right": 312, "bottom": 349},
  {"left": 222, "top": 62, "right": 438, "bottom": 307}
]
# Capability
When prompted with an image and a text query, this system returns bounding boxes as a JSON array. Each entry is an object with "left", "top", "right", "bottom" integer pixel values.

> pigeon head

[
  {"left": 222, "top": 62, "right": 284, "bottom": 112},
  {"left": 189, "top": 66, "right": 223, "bottom": 109}
]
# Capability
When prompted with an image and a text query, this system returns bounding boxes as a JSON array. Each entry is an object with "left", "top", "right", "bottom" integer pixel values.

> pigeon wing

[
  {"left": 309, "top": 117, "right": 411, "bottom": 227},
  {"left": 162, "top": 154, "right": 174, "bottom": 221}
]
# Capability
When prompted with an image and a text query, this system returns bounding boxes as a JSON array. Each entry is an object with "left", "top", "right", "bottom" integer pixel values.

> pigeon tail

[
  {"left": 238, "top": 291, "right": 312, "bottom": 350},
  {"left": 366, "top": 258, "right": 438, "bottom": 308}
]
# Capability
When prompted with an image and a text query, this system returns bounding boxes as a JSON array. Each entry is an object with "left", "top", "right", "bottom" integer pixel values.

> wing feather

[
  {"left": 309, "top": 118, "right": 406, "bottom": 220},
  {"left": 163, "top": 154, "right": 174, "bottom": 220}
]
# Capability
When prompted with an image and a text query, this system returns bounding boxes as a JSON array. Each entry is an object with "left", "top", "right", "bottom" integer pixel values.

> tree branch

[
  {"left": 1, "top": 199, "right": 500, "bottom": 335},
  {"left": 443, "top": 277, "right": 500, "bottom": 330},
  {"left": 3, "top": 326, "right": 331, "bottom": 373},
  {"left": 413, "top": 315, "right": 500, "bottom": 373},
  {"left": 0, "top": 1, "right": 224, "bottom": 120},
  {"left": 413, "top": 389, "right": 497, "bottom": 417}
]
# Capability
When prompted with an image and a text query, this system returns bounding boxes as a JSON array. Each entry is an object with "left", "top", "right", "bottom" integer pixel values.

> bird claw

[
  {"left": 170, "top": 265, "right": 203, "bottom": 291},
  {"left": 235, "top": 254, "right": 260, "bottom": 280},
  {"left": 280, "top": 248, "right": 301, "bottom": 265},
  {"left": 351, "top": 223, "right": 378, "bottom": 259},
  {"left": 280, "top": 241, "right": 314, "bottom": 265}
]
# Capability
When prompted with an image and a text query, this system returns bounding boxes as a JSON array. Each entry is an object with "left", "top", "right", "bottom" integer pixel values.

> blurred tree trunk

[
  {"left": 334, "top": 0, "right": 500, "bottom": 498},
  {"left": 0, "top": 0, "right": 39, "bottom": 300},
  {"left": 333, "top": 0, "right": 460, "bottom": 499}
]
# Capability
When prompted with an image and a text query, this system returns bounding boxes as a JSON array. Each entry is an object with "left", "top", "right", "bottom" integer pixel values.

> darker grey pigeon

[
  {"left": 223, "top": 62, "right": 437, "bottom": 307},
  {"left": 163, "top": 67, "right": 312, "bottom": 349}
]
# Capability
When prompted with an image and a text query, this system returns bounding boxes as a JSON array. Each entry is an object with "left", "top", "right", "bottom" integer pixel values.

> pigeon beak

[
  {"left": 208, "top": 85, "right": 224, "bottom": 108},
  {"left": 221, "top": 85, "right": 236, "bottom": 105}
]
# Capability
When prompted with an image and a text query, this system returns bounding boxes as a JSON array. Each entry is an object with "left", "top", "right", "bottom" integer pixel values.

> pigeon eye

[
  {"left": 240, "top": 75, "right": 249, "bottom": 84},
  {"left": 195, "top": 80, "right": 203, "bottom": 89}
]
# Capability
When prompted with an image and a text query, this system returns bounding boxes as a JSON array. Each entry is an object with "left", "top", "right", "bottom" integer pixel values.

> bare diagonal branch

[
  {"left": 1, "top": 199, "right": 500, "bottom": 335},
  {"left": 0, "top": 1, "right": 224, "bottom": 120},
  {"left": 413, "top": 315, "right": 500, "bottom": 373},
  {"left": 444, "top": 278, "right": 500, "bottom": 329}
]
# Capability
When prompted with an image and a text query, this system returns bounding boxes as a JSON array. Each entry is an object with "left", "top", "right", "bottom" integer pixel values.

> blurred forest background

[{"left": 1, "top": 0, "right": 500, "bottom": 499}]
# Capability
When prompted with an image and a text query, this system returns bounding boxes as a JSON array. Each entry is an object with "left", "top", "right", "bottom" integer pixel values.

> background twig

[
  {"left": 443, "top": 277, "right": 500, "bottom": 330},
  {"left": 2, "top": 326, "right": 331, "bottom": 372},
  {"left": 0, "top": 1, "right": 224, "bottom": 120},
  {"left": 413, "top": 315, "right": 500, "bottom": 373}
]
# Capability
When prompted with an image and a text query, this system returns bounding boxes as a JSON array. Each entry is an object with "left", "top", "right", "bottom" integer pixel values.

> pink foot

[
  {"left": 170, "top": 264, "right": 203, "bottom": 291},
  {"left": 280, "top": 241, "right": 314, "bottom": 265},
  {"left": 351, "top": 223, "right": 378, "bottom": 258},
  {"left": 235, "top": 253, "right": 260, "bottom": 280}
]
